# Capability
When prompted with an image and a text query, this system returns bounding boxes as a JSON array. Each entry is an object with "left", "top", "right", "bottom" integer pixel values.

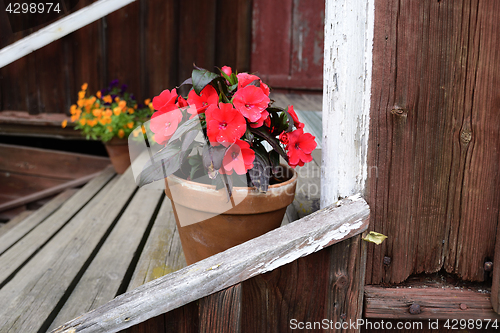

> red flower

[
  {"left": 249, "top": 110, "right": 269, "bottom": 128},
  {"left": 150, "top": 109, "right": 183, "bottom": 144},
  {"left": 233, "top": 85, "right": 270, "bottom": 123},
  {"left": 237, "top": 73, "right": 270, "bottom": 96},
  {"left": 152, "top": 89, "right": 178, "bottom": 112},
  {"left": 279, "top": 131, "right": 289, "bottom": 146},
  {"left": 206, "top": 103, "right": 247, "bottom": 145},
  {"left": 222, "top": 66, "right": 232, "bottom": 77},
  {"left": 221, "top": 140, "right": 255, "bottom": 175},
  {"left": 287, "top": 105, "right": 304, "bottom": 129},
  {"left": 286, "top": 128, "right": 317, "bottom": 168},
  {"left": 187, "top": 85, "right": 219, "bottom": 117},
  {"left": 177, "top": 95, "right": 189, "bottom": 108}
]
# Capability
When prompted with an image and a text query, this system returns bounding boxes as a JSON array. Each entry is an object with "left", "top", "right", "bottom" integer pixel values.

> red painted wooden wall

[{"left": 251, "top": 0, "right": 325, "bottom": 91}]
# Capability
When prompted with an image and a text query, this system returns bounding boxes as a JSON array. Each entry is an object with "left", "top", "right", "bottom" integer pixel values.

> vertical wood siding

[
  {"left": 251, "top": 0, "right": 325, "bottom": 90},
  {"left": 0, "top": 0, "right": 252, "bottom": 115},
  {"left": 367, "top": 0, "right": 500, "bottom": 284}
]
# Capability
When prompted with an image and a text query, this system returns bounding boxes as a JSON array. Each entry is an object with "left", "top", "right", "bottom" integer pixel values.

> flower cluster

[
  {"left": 139, "top": 66, "right": 317, "bottom": 192},
  {"left": 62, "top": 80, "right": 153, "bottom": 142}
]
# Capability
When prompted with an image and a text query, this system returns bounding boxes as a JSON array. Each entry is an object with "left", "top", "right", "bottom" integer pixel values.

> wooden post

[{"left": 321, "top": 0, "right": 374, "bottom": 207}]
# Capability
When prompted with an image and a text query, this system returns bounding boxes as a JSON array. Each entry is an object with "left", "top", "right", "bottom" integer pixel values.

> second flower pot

[{"left": 103, "top": 138, "right": 130, "bottom": 174}]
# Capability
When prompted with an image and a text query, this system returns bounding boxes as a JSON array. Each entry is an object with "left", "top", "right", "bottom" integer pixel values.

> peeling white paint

[
  {"left": 0, "top": 0, "right": 136, "bottom": 69},
  {"left": 321, "top": 0, "right": 375, "bottom": 207}
]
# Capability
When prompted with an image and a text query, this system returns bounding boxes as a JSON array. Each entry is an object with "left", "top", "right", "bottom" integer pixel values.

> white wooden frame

[{"left": 321, "top": 0, "right": 375, "bottom": 207}]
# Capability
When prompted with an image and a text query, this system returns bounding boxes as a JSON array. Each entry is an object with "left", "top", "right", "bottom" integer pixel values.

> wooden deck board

[
  {"left": 126, "top": 198, "right": 186, "bottom": 291},
  {"left": 0, "top": 167, "right": 137, "bottom": 332},
  {"left": 48, "top": 186, "right": 164, "bottom": 331},
  {"left": 0, "top": 168, "right": 115, "bottom": 285}
]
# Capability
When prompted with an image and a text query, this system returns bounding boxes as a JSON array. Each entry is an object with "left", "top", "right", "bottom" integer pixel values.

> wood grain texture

[
  {"left": 126, "top": 198, "right": 186, "bottom": 291},
  {"left": 365, "top": 285, "right": 500, "bottom": 320},
  {"left": 241, "top": 249, "right": 331, "bottom": 333},
  {"left": 327, "top": 233, "right": 367, "bottom": 332},
  {"left": 0, "top": 210, "right": 33, "bottom": 236},
  {"left": 0, "top": 143, "right": 110, "bottom": 179},
  {"left": 492, "top": 219, "right": 500, "bottom": 313},
  {"left": 48, "top": 186, "right": 164, "bottom": 331},
  {"left": 366, "top": 0, "right": 500, "bottom": 284},
  {"left": 0, "top": 167, "right": 113, "bottom": 256},
  {"left": 0, "top": 167, "right": 137, "bottom": 332},
  {"left": 51, "top": 195, "right": 369, "bottom": 333},
  {"left": 199, "top": 285, "right": 241, "bottom": 333}
]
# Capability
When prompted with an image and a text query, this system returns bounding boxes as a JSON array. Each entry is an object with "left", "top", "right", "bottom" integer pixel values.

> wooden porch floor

[{"left": 0, "top": 103, "right": 323, "bottom": 332}]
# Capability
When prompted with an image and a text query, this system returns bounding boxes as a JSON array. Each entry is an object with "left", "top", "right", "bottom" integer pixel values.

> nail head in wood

[
  {"left": 409, "top": 303, "right": 421, "bottom": 315},
  {"left": 460, "top": 303, "right": 468, "bottom": 310},
  {"left": 383, "top": 256, "right": 391, "bottom": 265},
  {"left": 484, "top": 261, "right": 493, "bottom": 272}
]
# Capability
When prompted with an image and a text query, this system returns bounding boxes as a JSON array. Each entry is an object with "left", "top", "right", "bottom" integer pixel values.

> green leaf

[
  {"left": 269, "top": 150, "right": 280, "bottom": 171},
  {"left": 137, "top": 144, "right": 182, "bottom": 187},
  {"left": 202, "top": 144, "right": 227, "bottom": 177},
  {"left": 363, "top": 231, "right": 388, "bottom": 245},
  {"left": 249, "top": 127, "right": 288, "bottom": 162},
  {"left": 170, "top": 117, "right": 202, "bottom": 143},
  {"left": 192, "top": 68, "right": 220, "bottom": 95}
]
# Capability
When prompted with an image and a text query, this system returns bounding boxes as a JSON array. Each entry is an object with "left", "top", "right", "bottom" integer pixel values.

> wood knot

[
  {"left": 335, "top": 275, "right": 349, "bottom": 289},
  {"left": 409, "top": 303, "right": 421, "bottom": 314},
  {"left": 391, "top": 107, "right": 407, "bottom": 116},
  {"left": 460, "top": 130, "right": 472, "bottom": 143}
]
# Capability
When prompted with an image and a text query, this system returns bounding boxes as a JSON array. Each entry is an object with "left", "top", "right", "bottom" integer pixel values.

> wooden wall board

[
  {"left": 365, "top": 285, "right": 500, "bottom": 320},
  {"left": 366, "top": 0, "right": 500, "bottom": 284}
]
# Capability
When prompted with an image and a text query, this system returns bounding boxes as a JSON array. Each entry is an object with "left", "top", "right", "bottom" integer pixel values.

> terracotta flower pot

[
  {"left": 165, "top": 167, "right": 297, "bottom": 265},
  {"left": 103, "top": 138, "right": 130, "bottom": 174}
]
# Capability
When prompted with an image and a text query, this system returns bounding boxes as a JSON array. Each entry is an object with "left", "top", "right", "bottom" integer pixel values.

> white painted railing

[{"left": 0, "top": 0, "right": 136, "bottom": 69}]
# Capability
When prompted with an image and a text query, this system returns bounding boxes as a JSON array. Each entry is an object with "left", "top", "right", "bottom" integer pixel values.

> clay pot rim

[{"left": 166, "top": 164, "right": 297, "bottom": 194}]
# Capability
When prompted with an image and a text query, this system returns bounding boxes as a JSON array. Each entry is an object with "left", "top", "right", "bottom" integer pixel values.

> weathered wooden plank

[
  {"left": 0, "top": 168, "right": 137, "bottom": 332},
  {"left": 492, "top": 221, "right": 500, "bottom": 313},
  {"left": 327, "top": 233, "right": 367, "bottom": 332},
  {"left": 251, "top": 0, "right": 292, "bottom": 82},
  {"left": 48, "top": 186, "right": 164, "bottom": 331},
  {"left": 290, "top": 149, "right": 321, "bottom": 219},
  {"left": 241, "top": 249, "right": 330, "bottom": 333},
  {"left": 143, "top": 0, "right": 178, "bottom": 96},
  {"left": 126, "top": 198, "right": 186, "bottom": 291},
  {"left": 0, "top": 168, "right": 113, "bottom": 256},
  {"left": 366, "top": 0, "right": 500, "bottom": 284},
  {"left": 0, "top": 210, "right": 33, "bottom": 236},
  {"left": 177, "top": 0, "right": 216, "bottom": 91},
  {"left": 0, "top": 143, "right": 109, "bottom": 180},
  {"left": 199, "top": 285, "right": 241, "bottom": 333},
  {"left": 51, "top": 195, "right": 369, "bottom": 333},
  {"left": 0, "top": 171, "right": 67, "bottom": 202},
  {"left": 322, "top": 0, "right": 374, "bottom": 207},
  {"left": 106, "top": 0, "right": 142, "bottom": 100},
  {"left": 365, "top": 285, "right": 500, "bottom": 320}
]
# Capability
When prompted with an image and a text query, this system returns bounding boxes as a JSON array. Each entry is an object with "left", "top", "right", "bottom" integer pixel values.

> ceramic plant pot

[
  {"left": 104, "top": 138, "right": 130, "bottom": 174},
  {"left": 165, "top": 167, "right": 297, "bottom": 265}
]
